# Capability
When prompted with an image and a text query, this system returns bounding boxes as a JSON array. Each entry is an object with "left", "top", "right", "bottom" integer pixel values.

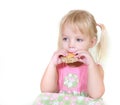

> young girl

[{"left": 33, "top": 9, "right": 107, "bottom": 105}]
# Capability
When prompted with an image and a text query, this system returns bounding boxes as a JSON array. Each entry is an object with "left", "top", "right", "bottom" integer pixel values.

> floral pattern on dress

[
  {"left": 33, "top": 93, "right": 105, "bottom": 105},
  {"left": 64, "top": 73, "right": 79, "bottom": 88}
]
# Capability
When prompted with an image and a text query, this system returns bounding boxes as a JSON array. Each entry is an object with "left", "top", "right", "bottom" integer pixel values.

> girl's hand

[
  {"left": 74, "top": 50, "right": 95, "bottom": 65},
  {"left": 50, "top": 49, "right": 68, "bottom": 65}
]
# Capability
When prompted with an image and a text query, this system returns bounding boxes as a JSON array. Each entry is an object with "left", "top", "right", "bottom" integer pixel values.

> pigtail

[{"left": 96, "top": 24, "right": 108, "bottom": 63}]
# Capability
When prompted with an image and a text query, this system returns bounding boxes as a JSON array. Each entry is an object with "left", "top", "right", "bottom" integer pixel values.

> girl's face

[{"left": 60, "top": 24, "right": 96, "bottom": 53}]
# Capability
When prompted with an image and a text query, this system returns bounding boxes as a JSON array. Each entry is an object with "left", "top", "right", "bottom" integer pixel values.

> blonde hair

[{"left": 58, "top": 10, "right": 107, "bottom": 63}]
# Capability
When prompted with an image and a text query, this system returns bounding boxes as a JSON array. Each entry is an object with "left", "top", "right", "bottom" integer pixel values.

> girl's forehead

[
  {"left": 62, "top": 23, "right": 88, "bottom": 35},
  {"left": 62, "top": 23, "right": 88, "bottom": 33},
  {"left": 62, "top": 24, "right": 79, "bottom": 32},
  {"left": 62, "top": 27, "right": 90, "bottom": 39}
]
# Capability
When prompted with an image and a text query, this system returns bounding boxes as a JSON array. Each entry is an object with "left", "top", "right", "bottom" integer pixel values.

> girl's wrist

[
  {"left": 88, "top": 60, "right": 97, "bottom": 68},
  {"left": 48, "top": 60, "right": 57, "bottom": 68}
]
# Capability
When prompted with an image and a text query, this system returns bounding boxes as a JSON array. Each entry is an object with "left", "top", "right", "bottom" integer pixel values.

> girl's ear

[{"left": 90, "top": 37, "right": 97, "bottom": 48}]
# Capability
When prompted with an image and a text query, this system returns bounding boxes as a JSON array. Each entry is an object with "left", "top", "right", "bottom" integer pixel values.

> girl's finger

[{"left": 57, "top": 58, "right": 63, "bottom": 64}]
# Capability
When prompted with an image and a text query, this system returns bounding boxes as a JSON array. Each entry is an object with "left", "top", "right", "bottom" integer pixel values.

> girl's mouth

[{"left": 68, "top": 48, "right": 77, "bottom": 53}]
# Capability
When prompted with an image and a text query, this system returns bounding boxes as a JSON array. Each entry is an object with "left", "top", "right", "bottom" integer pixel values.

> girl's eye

[
  {"left": 76, "top": 38, "right": 83, "bottom": 42},
  {"left": 63, "top": 37, "right": 68, "bottom": 41}
]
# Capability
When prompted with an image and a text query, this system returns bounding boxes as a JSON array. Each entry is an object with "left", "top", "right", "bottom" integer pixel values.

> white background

[{"left": 0, "top": 0, "right": 120, "bottom": 105}]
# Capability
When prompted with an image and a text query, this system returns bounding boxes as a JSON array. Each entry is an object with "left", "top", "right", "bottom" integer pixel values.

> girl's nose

[
  {"left": 68, "top": 41, "right": 76, "bottom": 52},
  {"left": 69, "top": 40, "right": 75, "bottom": 48}
]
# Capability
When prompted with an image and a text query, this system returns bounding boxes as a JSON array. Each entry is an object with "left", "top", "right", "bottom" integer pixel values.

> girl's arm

[
  {"left": 40, "top": 62, "right": 58, "bottom": 93},
  {"left": 40, "top": 49, "right": 67, "bottom": 93},
  {"left": 75, "top": 50, "right": 105, "bottom": 99},
  {"left": 87, "top": 63, "right": 105, "bottom": 99}
]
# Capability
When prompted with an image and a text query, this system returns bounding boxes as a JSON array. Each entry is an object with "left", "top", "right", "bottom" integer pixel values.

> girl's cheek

[{"left": 62, "top": 44, "right": 67, "bottom": 49}]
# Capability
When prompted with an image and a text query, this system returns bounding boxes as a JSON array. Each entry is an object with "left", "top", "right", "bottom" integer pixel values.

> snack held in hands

[{"left": 61, "top": 53, "right": 78, "bottom": 63}]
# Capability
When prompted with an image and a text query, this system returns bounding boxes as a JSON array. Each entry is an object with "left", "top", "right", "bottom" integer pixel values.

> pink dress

[
  {"left": 33, "top": 63, "right": 105, "bottom": 105},
  {"left": 57, "top": 63, "right": 88, "bottom": 95}
]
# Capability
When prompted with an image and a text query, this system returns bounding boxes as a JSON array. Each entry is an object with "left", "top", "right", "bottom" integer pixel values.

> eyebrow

[{"left": 62, "top": 34, "right": 68, "bottom": 37}]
